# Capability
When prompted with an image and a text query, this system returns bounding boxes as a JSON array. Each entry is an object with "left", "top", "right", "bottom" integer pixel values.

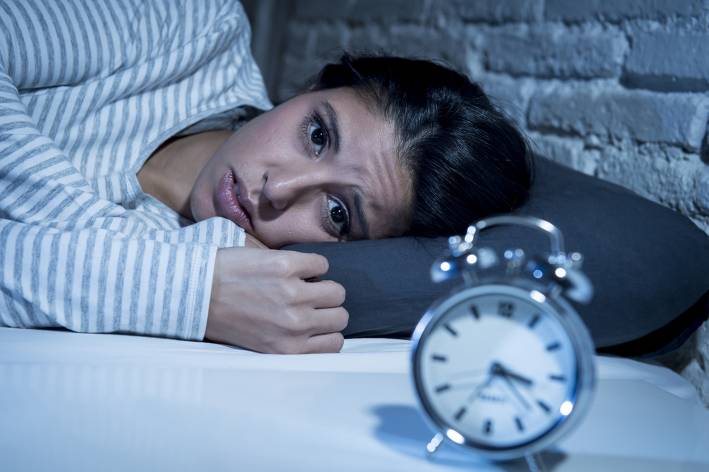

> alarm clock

[{"left": 411, "top": 216, "right": 596, "bottom": 466}]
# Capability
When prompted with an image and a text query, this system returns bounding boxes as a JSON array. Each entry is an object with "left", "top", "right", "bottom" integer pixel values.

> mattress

[{"left": 1, "top": 327, "right": 707, "bottom": 471}]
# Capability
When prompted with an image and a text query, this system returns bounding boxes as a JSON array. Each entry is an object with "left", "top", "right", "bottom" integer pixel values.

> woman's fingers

[
  {"left": 306, "top": 307, "right": 349, "bottom": 334},
  {"left": 207, "top": 247, "right": 347, "bottom": 354},
  {"left": 297, "top": 279, "right": 346, "bottom": 308},
  {"left": 303, "top": 332, "right": 345, "bottom": 354},
  {"left": 219, "top": 248, "right": 328, "bottom": 280},
  {"left": 275, "top": 250, "right": 329, "bottom": 279}
]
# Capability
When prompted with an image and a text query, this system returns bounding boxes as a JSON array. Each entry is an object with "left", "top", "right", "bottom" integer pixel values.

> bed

[{"left": 1, "top": 327, "right": 708, "bottom": 471}]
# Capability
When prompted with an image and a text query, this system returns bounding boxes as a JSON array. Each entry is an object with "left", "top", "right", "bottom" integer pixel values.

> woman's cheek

[{"left": 256, "top": 212, "right": 319, "bottom": 248}]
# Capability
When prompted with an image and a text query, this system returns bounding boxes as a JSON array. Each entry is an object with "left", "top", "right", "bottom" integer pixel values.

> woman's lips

[{"left": 215, "top": 170, "right": 253, "bottom": 231}]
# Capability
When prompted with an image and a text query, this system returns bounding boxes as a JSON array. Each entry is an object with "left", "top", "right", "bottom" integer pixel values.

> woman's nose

[{"left": 262, "top": 169, "right": 326, "bottom": 211}]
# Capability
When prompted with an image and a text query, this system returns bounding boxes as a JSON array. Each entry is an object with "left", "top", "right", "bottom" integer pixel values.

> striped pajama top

[{"left": 0, "top": 0, "right": 273, "bottom": 340}]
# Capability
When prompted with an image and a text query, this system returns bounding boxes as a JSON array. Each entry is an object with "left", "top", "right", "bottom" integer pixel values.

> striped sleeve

[
  {"left": 0, "top": 65, "right": 229, "bottom": 340},
  {"left": 0, "top": 0, "right": 254, "bottom": 340},
  {"left": 0, "top": 221, "right": 222, "bottom": 340}
]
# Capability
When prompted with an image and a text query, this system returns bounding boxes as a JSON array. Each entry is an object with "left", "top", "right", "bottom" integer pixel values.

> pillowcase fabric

[{"left": 285, "top": 155, "right": 709, "bottom": 354}]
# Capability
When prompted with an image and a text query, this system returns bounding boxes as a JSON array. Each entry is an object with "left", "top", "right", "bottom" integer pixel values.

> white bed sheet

[{"left": 1, "top": 327, "right": 707, "bottom": 471}]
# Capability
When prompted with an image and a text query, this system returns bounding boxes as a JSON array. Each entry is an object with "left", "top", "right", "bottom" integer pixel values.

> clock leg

[
  {"left": 500, "top": 374, "right": 531, "bottom": 411},
  {"left": 525, "top": 452, "right": 547, "bottom": 472},
  {"left": 425, "top": 432, "right": 445, "bottom": 456}
]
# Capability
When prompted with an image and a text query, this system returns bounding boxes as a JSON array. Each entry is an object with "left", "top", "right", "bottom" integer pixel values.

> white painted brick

[
  {"left": 346, "top": 25, "right": 387, "bottom": 54},
  {"left": 528, "top": 88, "right": 709, "bottom": 151},
  {"left": 440, "top": 0, "right": 543, "bottom": 23},
  {"left": 596, "top": 145, "right": 704, "bottom": 214},
  {"left": 484, "top": 25, "right": 627, "bottom": 79},
  {"left": 293, "top": 0, "right": 346, "bottom": 20},
  {"left": 545, "top": 0, "right": 705, "bottom": 22},
  {"left": 275, "top": 55, "right": 323, "bottom": 101},
  {"left": 528, "top": 133, "right": 598, "bottom": 175},
  {"left": 679, "top": 320, "right": 709, "bottom": 407},
  {"left": 624, "top": 32, "right": 709, "bottom": 92},
  {"left": 691, "top": 216, "right": 709, "bottom": 235},
  {"left": 282, "top": 24, "right": 314, "bottom": 60},
  {"left": 347, "top": 0, "right": 428, "bottom": 21},
  {"left": 477, "top": 74, "right": 533, "bottom": 127},
  {"left": 347, "top": 25, "right": 464, "bottom": 70},
  {"left": 387, "top": 25, "right": 462, "bottom": 68},
  {"left": 295, "top": 0, "right": 427, "bottom": 21},
  {"left": 696, "top": 166, "right": 709, "bottom": 213},
  {"left": 310, "top": 24, "right": 350, "bottom": 60}
]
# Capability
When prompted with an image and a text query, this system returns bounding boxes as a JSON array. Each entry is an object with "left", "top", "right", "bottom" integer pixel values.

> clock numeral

[
  {"left": 515, "top": 416, "right": 525, "bottom": 432},
  {"left": 546, "top": 341, "right": 561, "bottom": 352},
  {"left": 483, "top": 419, "right": 493, "bottom": 435},
  {"left": 431, "top": 354, "right": 448, "bottom": 363},
  {"left": 454, "top": 406, "right": 467, "bottom": 421},
  {"left": 498, "top": 302, "right": 515, "bottom": 318},
  {"left": 435, "top": 383, "right": 451, "bottom": 394},
  {"left": 528, "top": 313, "right": 541, "bottom": 329},
  {"left": 549, "top": 374, "right": 567, "bottom": 382},
  {"left": 443, "top": 323, "right": 458, "bottom": 337},
  {"left": 536, "top": 399, "right": 551, "bottom": 414},
  {"left": 470, "top": 304, "right": 480, "bottom": 320}
]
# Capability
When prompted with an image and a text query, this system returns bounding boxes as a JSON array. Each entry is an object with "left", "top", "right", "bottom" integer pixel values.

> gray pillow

[{"left": 286, "top": 155, "right": 709, "bottom": 355}]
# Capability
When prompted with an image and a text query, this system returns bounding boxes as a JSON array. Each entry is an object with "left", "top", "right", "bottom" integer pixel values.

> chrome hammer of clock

[{"left": 431, "top": 215, "right": 593, "bottom": 304}]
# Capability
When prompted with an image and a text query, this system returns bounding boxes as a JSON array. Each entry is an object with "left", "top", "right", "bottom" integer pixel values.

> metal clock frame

[{"left": 410, "top": 215, "right": 597, "bottom": 462}]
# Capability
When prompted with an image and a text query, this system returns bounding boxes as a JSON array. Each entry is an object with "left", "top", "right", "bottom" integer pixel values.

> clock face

[{"left": 414, "top": 285, "right": 580, "bottom": 452}]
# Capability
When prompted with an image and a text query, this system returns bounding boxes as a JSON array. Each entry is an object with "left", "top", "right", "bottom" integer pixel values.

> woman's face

[{"left": 189, "top": 87, "right": 413, "bottom": 248}]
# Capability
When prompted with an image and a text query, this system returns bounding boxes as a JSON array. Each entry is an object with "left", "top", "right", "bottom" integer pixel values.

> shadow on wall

[{"left": 241, "top": 0, "right": 294, "bottom": 100}]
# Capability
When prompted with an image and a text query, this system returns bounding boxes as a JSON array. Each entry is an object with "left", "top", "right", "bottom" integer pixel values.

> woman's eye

[
  {"left": 327, "top": 196, "right": 350, "bottom": 237},
  {"left": 307, "top": 119, "right": 327, "bottom": 156}
]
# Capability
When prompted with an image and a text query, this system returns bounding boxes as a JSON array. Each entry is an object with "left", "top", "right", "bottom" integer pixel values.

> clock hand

[
  {"left": 496, "top": 364, "right": 534, "bottom": 387},
  {"left": 499, "top": 373, "right": 531, "bottom": 411},
  {"left": 497, "top": 380, "right": 528, "bottom": 415},
  {"left": 464, "top": 361, "right": 517, "bottom": 404},
  {"left": 466, "top": 373, "right": 494, "bottom": 403},
  {"left": 444, "top": 380, "right": 492, "bottom": 391}
]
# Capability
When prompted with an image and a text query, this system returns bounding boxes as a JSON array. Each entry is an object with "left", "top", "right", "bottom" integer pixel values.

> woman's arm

[
  {"left": 0, "top": 0, "right": 238, "bottom": 340},
  {"left": 0, "top": 67, "right": 226, "bottom": 338}
]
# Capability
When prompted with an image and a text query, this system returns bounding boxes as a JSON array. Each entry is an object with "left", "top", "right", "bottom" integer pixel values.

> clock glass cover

[{"left": 413, "top": 284, "right": 582, "bottom": 452}]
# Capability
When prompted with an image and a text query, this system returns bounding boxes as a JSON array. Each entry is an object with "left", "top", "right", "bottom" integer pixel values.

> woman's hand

[{"left": 205, "top": 247, "right": 348, "bottom": 354}]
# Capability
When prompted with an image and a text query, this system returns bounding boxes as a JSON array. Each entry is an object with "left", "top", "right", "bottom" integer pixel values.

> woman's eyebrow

[{"left": 322, "top": 100, "right": 340, "bottom": 153}]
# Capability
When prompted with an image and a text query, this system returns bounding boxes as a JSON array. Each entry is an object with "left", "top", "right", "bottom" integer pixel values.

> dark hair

[{"left": 307, "top": 52, "right": 534, "bottom": 237}]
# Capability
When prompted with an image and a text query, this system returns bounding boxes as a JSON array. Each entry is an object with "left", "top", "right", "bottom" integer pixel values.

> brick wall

[{"left": 270, "top": 0, "right": 709, "bottom": 403}]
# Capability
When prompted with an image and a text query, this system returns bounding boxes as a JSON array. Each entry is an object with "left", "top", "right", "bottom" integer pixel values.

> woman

[{"left": 0, "top": 0, "right": 531, "bottom": 354}]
